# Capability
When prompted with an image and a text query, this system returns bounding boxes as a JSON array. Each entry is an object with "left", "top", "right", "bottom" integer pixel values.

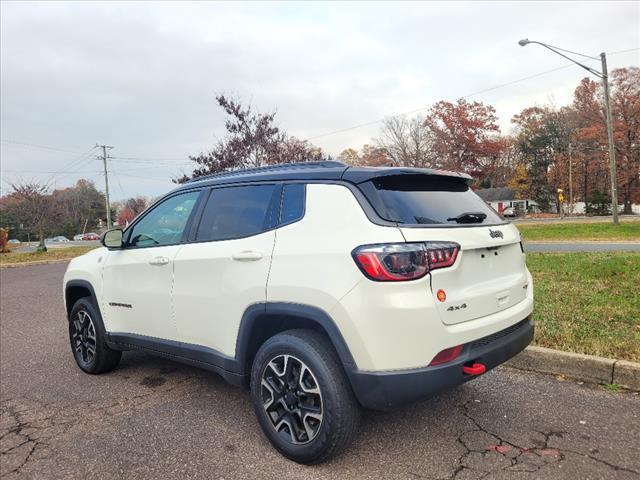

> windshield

[{"left": 358, "top": 174, "right": 506, "bottom": 226}]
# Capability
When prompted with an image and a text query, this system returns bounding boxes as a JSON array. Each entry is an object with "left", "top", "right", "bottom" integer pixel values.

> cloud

[{"left": 1, "top": 1, "right": 638, "bottom": 198}]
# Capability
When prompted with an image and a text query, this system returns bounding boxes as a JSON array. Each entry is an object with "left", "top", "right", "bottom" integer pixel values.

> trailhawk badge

[{"left": 489, "top": 229, "right": 504, "bottom": 239}]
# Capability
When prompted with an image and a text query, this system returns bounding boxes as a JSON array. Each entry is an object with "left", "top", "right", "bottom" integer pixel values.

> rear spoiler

[{"left": 341, "top": 167, "right": 472, "bottom": 185}]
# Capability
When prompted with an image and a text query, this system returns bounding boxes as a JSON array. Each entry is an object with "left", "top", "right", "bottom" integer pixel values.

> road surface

[
  {"left": 524, "top": 242, "right": 640, "bottom": 252},
  {"left": 1, "top": 263, "right": 639, "bottom": 479}
]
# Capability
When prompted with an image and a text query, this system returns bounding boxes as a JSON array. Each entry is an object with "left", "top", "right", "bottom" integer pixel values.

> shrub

[
  {"left": 585, "top": 191, "right": 612, "bottom": 216},
  {"left": 0, "top": 228, "right": 9, "bottom": 253}
]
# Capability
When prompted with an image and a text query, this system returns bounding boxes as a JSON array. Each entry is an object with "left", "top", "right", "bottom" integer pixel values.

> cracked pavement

[{"left": 1, "top": 263, "right": 639, "bottom": 479}]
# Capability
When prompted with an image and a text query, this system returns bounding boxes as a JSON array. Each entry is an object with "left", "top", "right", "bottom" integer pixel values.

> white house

[{"left": 475, "top": 187, "right": 538, "bottom": 214}]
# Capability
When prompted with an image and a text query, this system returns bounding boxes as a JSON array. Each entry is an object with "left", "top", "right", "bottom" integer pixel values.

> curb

[
  {"left": 506, "top": 346, "right": 640, "bottom": 391},
  {"left": 0, "top": 259, "right": 72, "bottom": 268}
]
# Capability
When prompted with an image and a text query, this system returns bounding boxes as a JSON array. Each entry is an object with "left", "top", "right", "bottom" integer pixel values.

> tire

[
  {"left": 250, "top": 329, "right": 360, "bottom": 464},
  {"left": 68, "top": 297, "right": 121, "bottom": 374}
]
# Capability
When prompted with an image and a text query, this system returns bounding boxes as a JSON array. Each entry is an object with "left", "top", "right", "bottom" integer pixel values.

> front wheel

[
  {"left": 250, "top": 330, "right": 360, "bottom": 464},
  {"left": 69, "top": 298, "right": 121, "bottom": 374}
]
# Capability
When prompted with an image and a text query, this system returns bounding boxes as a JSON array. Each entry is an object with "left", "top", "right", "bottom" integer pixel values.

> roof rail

[{"left": 186, "top": 160, "right": 347, "bottom": 183}]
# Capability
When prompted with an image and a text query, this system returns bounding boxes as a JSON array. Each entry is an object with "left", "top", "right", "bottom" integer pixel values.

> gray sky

[{"left": 1, "top": 1, "right": 638, "bottom": 199}]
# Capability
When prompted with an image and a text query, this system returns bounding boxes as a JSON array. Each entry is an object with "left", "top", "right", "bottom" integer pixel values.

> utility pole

[
  {"left": 568, "top": 143, "right": 573, "bottom": 216},
  {"left": 97, "top": 144, "right": 114, "bottom": 229},
  {"left": 600, "top": 53, "right": 619, "bottom": 224}
]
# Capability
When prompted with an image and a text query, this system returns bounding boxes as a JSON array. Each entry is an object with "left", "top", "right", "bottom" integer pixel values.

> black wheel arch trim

[
  {"left": 65, "top": 279, "right": 98, "bottom": 313},
  {"left": 235, "top": 302, "right": 358, "bottom": 373},
  {"left": 64, "top": 279, "right": 109, "bottom": 339}
]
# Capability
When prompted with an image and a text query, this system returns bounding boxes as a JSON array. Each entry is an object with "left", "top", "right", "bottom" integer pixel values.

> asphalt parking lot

[{"left": 1, "top": 263, "right": 639, "bottom": 479}]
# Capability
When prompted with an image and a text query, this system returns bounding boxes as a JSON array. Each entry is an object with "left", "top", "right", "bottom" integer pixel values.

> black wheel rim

[
  {"left": 261, "top": 354, "right": 323, "bottom": 445},
  {"left": 70, "top": 309, "right": 97, "bottom": 365}
]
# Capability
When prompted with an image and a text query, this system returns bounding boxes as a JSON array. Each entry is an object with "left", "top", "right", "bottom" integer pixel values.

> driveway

[{"left": 1, "top": 263, "right": 639, "bottom": 479}]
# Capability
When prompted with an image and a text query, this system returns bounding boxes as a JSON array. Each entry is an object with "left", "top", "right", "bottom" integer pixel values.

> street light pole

[
  {"left": 518, "top": 39, "right": 619, "bottom": 224},
  {"left": 600, "top": 52, "right": 619, "bottom": 224}
]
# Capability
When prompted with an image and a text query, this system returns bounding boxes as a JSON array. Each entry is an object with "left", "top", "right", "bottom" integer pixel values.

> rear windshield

[{"left": 358, "top": 175, "right": 506, "bottom": 226}]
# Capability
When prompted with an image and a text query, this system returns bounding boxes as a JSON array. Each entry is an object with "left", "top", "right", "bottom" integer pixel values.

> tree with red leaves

[
  {"left": 423, "top": 98, "right": 505, "bottom": 180},
  {"left": 611, "top": 67, "right": 640, "bottom": 214},
  {"left": 177, "top": 96, "right": 327, "bottom": 182}
]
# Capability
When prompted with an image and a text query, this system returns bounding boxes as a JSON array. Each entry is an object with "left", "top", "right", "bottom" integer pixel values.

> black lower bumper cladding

[{"left": 348, "top": 317, "right": 534, "bottom": 410}]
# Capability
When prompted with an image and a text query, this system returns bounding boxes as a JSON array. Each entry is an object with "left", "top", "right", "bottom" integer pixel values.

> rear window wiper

[{"left": 446, "top": 212, "right": 487, "bottom": 224}]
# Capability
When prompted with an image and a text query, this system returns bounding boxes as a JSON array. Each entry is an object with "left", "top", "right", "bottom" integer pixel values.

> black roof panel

[{"left": 172, "top": 161, "right": 471, "bottom": 193}]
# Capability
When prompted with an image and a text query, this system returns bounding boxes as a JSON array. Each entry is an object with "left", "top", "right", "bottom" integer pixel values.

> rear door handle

[
  {"left": 149, "top": 256, "right": 170, "bottom": 266},
  {"left": 231, "top": 251, "right": 263, "bottom": 261}
]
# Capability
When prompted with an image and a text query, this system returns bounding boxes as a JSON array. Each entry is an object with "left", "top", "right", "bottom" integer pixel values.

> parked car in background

[
  {"left": 502, "top": 207, "right": 517, "bottom": 217},
  {"left": 8, "top": 239, "right": 21, "bottom": 244},
  {"left": 82, "top": 232, "right": 99, "bottom": 241},
  {"left": 50, "top": 236, "right": 70, "bottom": 242},
  {"left": 73, "top": 234, "right": 84, "bottom": 241}
]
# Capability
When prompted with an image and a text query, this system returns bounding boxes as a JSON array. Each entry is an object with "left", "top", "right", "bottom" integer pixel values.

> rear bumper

[{"left": 348, "top": 316, "right": 534, "bottom": 410}]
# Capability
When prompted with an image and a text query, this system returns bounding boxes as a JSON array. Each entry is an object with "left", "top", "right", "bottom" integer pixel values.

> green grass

[
  {"left": 0, "top": 246, "right": 96, "bottom": 265},
  {"left": 517, "top": 221, "right": 640, "bottom": 242},
  {"left": 602, "top": 383, "right": 621, "bottom": 392},
  {"left": 526, "top": 252, "right": 640, "bottom": 361}
]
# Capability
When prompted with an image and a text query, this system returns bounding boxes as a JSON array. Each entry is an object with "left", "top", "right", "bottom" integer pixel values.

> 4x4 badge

[
  {"left": 447, "top": 303, "right": 467, "bottom": 312},
  {"left": 489, "top": 229, "right": 503, "bottom": 239}
]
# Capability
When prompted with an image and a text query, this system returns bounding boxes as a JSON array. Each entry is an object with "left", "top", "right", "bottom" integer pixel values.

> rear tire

[
  {"left": 250, "top": 329, "right": 360, "bottom": 464},
  {"left": 69, "top": 297, "right": 121, "bottom": 374}
]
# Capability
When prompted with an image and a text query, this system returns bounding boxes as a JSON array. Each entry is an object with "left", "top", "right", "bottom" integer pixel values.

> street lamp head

[{"left": 518, "top": 39, "right": 530, "bottom": 47}]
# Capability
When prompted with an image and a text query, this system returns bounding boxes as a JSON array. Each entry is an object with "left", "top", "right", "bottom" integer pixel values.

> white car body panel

[
  {"left": 101, "top": 245, "right": 182, "bottom": 340},
  {"left": 267, "top": 184, "right": 405, "bottom": 312},
  {"left": 172, "top": 230, "right": 276, "bottom": 356}
]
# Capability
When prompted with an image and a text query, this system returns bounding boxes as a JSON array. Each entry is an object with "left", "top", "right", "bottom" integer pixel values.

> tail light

[{"left": 352, "top": 242, "right": 459, "bottom": 282}]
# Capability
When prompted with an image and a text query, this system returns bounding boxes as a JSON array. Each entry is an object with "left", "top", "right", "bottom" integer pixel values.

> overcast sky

[{"left": 1, "top": 1, "right": 638, "bottom": 199}]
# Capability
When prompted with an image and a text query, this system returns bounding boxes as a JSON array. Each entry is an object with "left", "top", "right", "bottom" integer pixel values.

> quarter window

[
  {"left": 196, "top": 185, "right": 278, "bottom": 241},
  {"left": 128, "top": 191, "right": 199, "bottom": 247}
]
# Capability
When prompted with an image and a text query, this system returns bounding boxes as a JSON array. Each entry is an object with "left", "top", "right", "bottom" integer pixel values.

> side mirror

[{"left": 101, "top": 228, "right": 124, "bottom": 249}]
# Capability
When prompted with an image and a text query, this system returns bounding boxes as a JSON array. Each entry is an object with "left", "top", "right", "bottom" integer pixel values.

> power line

[
  {"left": 43, "top": 146, "right": 98, "bottom": 189},
  {"left": 2, "top": 169, "right": 103, "bottom": 174},
  {"left": 0, "top": 139, "right": 84, "bottom": 154},
  {"left": 110, "top": 155, "right": 189, "bottom": 161},
  {"left": 304, "top": 47, "right": 639, "bottom": 141},
  {"left": 542, "top": 43, "right": 600, "bottom": 60}
]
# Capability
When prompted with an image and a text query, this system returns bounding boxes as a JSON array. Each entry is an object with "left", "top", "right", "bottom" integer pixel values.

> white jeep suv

[{"left": 63, "top": 161, "right": 534, "bottom": 464}]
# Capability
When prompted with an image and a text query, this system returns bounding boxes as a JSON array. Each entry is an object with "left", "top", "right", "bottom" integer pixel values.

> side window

[
  {"left": 196, "top": 184, "right": 278, "bottom": 241},
  {"left": 128, "top": 191, "right": 199, "bottom": 247},
  {"left": 280, "top": 184, "right": 305, "bottom": 225}
]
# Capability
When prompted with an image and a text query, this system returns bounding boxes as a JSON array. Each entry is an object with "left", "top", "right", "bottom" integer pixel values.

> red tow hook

[{"left": 463, "top": 362, "right": 486, "bottom": 376}]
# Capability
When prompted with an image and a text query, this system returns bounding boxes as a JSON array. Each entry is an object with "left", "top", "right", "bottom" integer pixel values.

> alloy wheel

[
  {"left": 71, "top": 309, "right": 97, "bottom": 365},
  {"left": 261, "top": 354, "right": 323, "bottom": 445}
]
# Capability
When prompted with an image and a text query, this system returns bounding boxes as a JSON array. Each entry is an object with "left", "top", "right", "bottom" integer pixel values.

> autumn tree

[
  {"left": 423, "top": 98, "right": 504, "bottom": 180},
  {"left": 360, "top": 144, "right": 389, "bottom": 167},
  {"left": 509, "top": 163, "right": 532, "bottom": 200},
  {"left": 375, "top": 115, "right": 436, "bottom": 167},
  {"left": 571, "top": 77, "right": 609, "bottom": 204},
  {"left": 338, "top": 145, "right": 389, "bottom": 167},
  {"left": 52, "top": 179, "right": 106, "bottom": 239},
  {"left": 338, "top": 148, "right": 360, "bottom": 165},
  {"left": 1, "top": 183, "right": 58, "bottom": 251},
  {"left": 511, "top": 106, "right": 573, "bottom": 211},
  {"left": 177, "top": 96, "right": 327, "bottom": 182},
  {"left": 116, "top": 196, "right": 148, "bottom": 227},
  {"left": 611, "top": 67, "right": 640, "bottom": 214}
]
